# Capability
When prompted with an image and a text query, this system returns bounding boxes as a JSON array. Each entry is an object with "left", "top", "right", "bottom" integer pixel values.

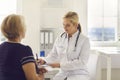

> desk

[
  {"left": 94, "top": 47, "right": 120, "bottom": 68},
  {"left": 97, "top": 50, "right": 111, "bottom": 80},
  {"left": 93, "top": 47, "right": 120, "bottom": 80}
]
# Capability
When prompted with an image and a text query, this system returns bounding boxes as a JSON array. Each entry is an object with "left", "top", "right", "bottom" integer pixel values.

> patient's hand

[
  {"left": 39, "top": 67, "right": 48, "bottom": 74},
  {"left": 38, "top": 73, "right": 44, "bottom": 80}
]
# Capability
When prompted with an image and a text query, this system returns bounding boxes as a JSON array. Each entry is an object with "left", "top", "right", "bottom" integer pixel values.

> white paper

[{"left": 44, "top": 66, "right": 54, "bottom": 71}]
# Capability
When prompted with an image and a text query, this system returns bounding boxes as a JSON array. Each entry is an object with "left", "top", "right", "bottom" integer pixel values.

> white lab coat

[{"left": 45, "top": 30, "right": 90, "bottom": 80}]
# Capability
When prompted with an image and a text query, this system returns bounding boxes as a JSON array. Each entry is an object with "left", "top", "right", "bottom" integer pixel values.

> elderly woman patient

[{"left": 0, "top": 14, "right": 46, "bottom": 80}]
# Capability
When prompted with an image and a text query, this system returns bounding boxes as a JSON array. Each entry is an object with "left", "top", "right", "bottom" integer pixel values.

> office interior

[{"left": 0, "top": 0, "right": 120, "bottom": 80}]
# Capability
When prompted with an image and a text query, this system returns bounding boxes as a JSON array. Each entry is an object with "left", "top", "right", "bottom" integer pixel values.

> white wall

[
  {"left": 40, "top": 0, "right": 88, "bottom": 35},
  {"left": 17, "top": 0, "right": 41, "bottom": 54},
  {"left": 17, "top": 0, "right": 87, "bottom": 54},
  {"left": 70, "top": 0, "right": 88, "bottom": 35}
]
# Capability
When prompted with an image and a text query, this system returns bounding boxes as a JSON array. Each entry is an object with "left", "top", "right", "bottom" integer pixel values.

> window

[
  {"left": 0, "top": 0, "right": 17, "bottom": 41},
  {"left": 88, "top": 0, "right": 118, "bottom": 41}
]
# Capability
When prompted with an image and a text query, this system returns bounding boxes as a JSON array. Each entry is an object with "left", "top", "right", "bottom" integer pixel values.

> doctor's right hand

[{"left": 38, "top": 59, "right": 46, "bottom": 65}]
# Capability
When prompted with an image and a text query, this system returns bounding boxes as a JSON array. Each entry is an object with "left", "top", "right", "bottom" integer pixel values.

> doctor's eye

[{"left": 63, "top": 24, "right": 71, "bottom": 28}]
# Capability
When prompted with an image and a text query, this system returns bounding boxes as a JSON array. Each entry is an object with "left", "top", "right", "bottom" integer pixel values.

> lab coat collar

[{"left": 66, "top": 30, "right": 79, "bottom": 38}]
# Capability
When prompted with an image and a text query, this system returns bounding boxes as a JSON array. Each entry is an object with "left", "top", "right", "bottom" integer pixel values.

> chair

[{"left": 87, "top": 50, "right": 100, "bottom": 80}]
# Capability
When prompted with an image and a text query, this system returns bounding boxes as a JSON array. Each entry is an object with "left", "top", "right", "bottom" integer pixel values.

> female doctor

[{"left": 40, "top": 11, "right": 90, "bottom": 80}]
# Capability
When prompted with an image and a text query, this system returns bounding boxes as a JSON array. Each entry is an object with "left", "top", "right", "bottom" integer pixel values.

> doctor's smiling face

[{"left": 63, "top": 18, "right": 78, "bottom": 36}]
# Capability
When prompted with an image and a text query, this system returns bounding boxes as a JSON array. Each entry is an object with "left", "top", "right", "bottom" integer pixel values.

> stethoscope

[{"left": 60, "top": 30, "right": 80, "bottom": 51}]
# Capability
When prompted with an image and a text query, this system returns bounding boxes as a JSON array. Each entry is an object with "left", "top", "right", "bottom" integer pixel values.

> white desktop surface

[
  {"left": 92, "top": 47, "right": 120, "bottom": 68},
  {"left": 94, "top": 47, "right": 120, "bottom": 54}
]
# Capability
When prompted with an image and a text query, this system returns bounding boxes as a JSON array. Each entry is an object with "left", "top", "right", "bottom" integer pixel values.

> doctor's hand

[{"left": 49, "top": 63, "right": 60, "bottom": 68}]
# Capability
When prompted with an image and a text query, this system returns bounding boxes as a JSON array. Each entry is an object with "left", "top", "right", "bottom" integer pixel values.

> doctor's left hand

[{"left": 49, "top": 63, "right": 60, "bottom": 68}]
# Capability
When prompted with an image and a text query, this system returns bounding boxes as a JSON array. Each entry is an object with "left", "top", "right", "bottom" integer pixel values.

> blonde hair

[
  {"left": 1, "top": 14, "right": 26, "bottom": 41},
  {"left": 64, "top": 11, "right": 81, "bottom": 32},
  {"left": 63, "top": 11, "right": 79, "bottom": 24}
]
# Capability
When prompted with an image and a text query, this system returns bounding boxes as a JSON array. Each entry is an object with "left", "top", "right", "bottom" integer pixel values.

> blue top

[{"left": 0, "top": 42, "right": 38, "bottom": 80}]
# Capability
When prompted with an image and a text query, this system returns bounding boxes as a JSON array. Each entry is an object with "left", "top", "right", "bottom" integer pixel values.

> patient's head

[{"left": 1, "top": 14, "right": 26, "bottom": 42}]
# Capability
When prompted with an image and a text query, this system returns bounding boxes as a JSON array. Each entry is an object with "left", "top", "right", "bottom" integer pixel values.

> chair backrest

[{"left": 87, "top": 50, "right": 100, "bottom": 80}]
